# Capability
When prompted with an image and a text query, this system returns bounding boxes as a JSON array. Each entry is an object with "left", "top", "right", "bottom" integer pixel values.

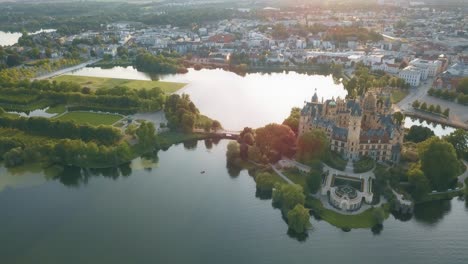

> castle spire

[{"left": 312, "top": 88, "right": 318, "bottom": 103}]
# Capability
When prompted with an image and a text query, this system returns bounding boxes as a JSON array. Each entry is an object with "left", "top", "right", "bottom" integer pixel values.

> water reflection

[
  {"left": 183, "top": 139, "right": 198, "bottom": 150},
  {"left": 404, "top": 116, "right": 455, "bottom": 137},
  {"left": 204, "top": 139, "right": 213, "bottom": 150},
  {"left": 413, "top": 200, "right": 452, "bottom": 225},
  {"left": 54, "top": 163, "right": 133, "bottom": 187},
  {"left": 371, "top": 224, "right": 384, "bottom": 235}
]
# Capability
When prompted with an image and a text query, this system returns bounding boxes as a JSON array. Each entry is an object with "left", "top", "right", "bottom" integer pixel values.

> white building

[
  {"left": 409, "top": 58, "right": 442, "bottom": 77},
  {"left": 399, "top": 66, "right": 422, "bottom": 86}
]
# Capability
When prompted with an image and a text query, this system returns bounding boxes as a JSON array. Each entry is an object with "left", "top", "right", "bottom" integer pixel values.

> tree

[
  {"left": 226, "top": 141, "right": 240, "bottom": 161},
  {"left": 418, "top": 137, "right": 460, "bottom": 191},
  {"left": 282, "top": 107, "right": 301, "bottom": 134},
  {"left": 6, "top": 54, "right": 22, "bottom": 67},
  {"left": 272, "top": 183, "right": 305, "bottom": 210},
  {"left": 136, "top": 122, "right": 157, "bottom": 146},
  {"left": 393, "top": 111, "right": 404, "bottom": 126},
  {"left": 456, "top": 77, "right": 468, "bottom": 95},
  {"left": 420, "top": 102, "right": 427, "bottom": 111},
  {"left": 407, "top": 165, "right": 430, "bottom": 201},
  {"left": 296, "top": 129, "right": 330, "bottom": 164},
  {"left": 435, "top": 104, "right": 441, "bottom": 114},
  {"left": 444, "top": 129, "right": 468, "bottom": 160},
  {"left": 306, "top": 170, "right": 322, "bottom": 194},
  {"left": 428, "top": 104, "right": 435, "bottom": 113},
  {"left": 412, "top": 100, "right": 420, "bottom": 108},
  {"left": 211, "top": 120, "right": 222, "bottom": 131},
  {"left": 372, "top": 207, "right": 386, "bottom": 225},
  {"left": 443, "top": 108, "right": 450, "bottom": 117},
  {"left": 405, "top": 125, "right": 435, "bottom": 143},
  {"left": 287, "top": 204, "right": 311, "bottom": 234},
  {"left": 255, "top": 124, "right": 296, "bottom": 162},
  {"left": 255, "top": 172, "right": 276, "bottom": 192},
  {"left": 3, "top": 147, "right": 24, "bottom": 167}
]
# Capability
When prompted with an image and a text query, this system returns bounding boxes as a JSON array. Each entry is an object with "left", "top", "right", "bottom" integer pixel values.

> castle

[{"left": 299, "top": 89, "right": 404, "bottom": 163}]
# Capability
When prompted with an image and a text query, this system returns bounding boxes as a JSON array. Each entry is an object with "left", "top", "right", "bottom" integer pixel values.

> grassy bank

[
  {"left": 306, "top": 197, "right": 390, "bottom": 229},
  {"left": 55, "top": 112, "right": 123, "bottom": 126},
  {"left": 53, "top": 75, "right": 186, "bottom": 93}
]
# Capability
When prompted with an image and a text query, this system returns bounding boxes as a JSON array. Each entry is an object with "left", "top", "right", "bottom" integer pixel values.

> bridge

[{"left": 192, "top": 129, "right": 241, "bottom": 139}]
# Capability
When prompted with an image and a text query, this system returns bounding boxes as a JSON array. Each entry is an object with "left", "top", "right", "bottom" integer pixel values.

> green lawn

[
  {"left": 391, "top": 89, "right": 409, "bottom": 104},
  {"left": 53, "top": 75, "right": 186, "bottom": 93},
  {"left": 46, "top": 105, "right": 66, "bottom": 114},
  {"left": 306, "top": 197, "right": 390, "bottom": 229},
  {"left": 55, "top": 112, "right": 123, "bottom": 126},
  {"left": 282, "top": 169, "right": 310, "bottom": 194}
]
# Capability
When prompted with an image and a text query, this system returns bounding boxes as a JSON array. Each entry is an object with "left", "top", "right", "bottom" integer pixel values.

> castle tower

[
  {"left": 361, "top": 92, "right": 377, "bottom": 130},
  {"left": 312, "top": 88, "right": 318, "bottom": 103},
  {"left": 346, "top": 102, "right": 362, "bottom": 161}
]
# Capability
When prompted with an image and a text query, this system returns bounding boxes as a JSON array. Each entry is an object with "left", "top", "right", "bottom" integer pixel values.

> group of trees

[
  {"left": 0, "top": 116, "right": 121, "bottom": 145},
  {"left": 296, "top": 130, "right": 330, "bottom": 165},
  {"left": 405, "top": 125, "right": 435, "bottom": 143},
  {"left": 344, "top": 63, "right": 409, "bottom": 98},
  {"left": 402, "top": 127, "right": 467, "bottom": 201},
  {"left": 282, "top": 107, "right": 301, "bottom": 134},
  {"left": 272, "top": 183, "right": 311, "bottom": 234},
  {"left": 0, "top": 79, "right": 166, "bottom": 114},
  {"left": 164, "top": 94, "right": 199, "bottom": 132},
  {"left": 412, "top": 100, "right": 450, "bottom": 117},
  {"left": 1, "top": 121, "right": 158, "bottom": 168},
  {"left": 323, "top": 26, "right": 383, "bottom": 43},
  {"left": 135, "top": 52, "right": 186, "bottom": 74},
  {"left": 252, "top": 124, "right": 296, "bottom": 163},
  {"left": 428, "top": 77, "right": 468, "bottom": 106}
]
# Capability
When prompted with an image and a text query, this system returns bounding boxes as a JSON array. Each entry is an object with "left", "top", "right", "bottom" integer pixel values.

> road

[
  {"left": 396, "top": 78, "right": 468, "bottom": 128},
  {"left": 34, "top": 58, "right": 101, "bottom": 80}
]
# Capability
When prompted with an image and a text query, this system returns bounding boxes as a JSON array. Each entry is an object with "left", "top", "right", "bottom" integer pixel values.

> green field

[
  {"left": 55, "top": 112, "right": 123, "bottom": 126},
  {"left": 282, "top": 169, "right": 310, "bottom": 194},
  {"left": 53, "top": 75, "right": 186, "bottom": 93},
  {"left": 46, "top": 105, "right": 66, "bottom": 114}
]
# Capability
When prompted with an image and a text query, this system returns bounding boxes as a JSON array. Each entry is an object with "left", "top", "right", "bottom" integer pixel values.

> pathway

[
  {"left": 458, "top": 160, "right": 468, "bottom": 187},
  {"left": 270, "top": 165, "right": 293, "bottom": 184},
  {"left": 34, "top": 58, "right": 101, "bottom": 80}
]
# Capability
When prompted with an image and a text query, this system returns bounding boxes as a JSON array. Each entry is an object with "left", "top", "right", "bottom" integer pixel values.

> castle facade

[{"left": 299, "top": 89, "right": 404, "bottom": 163}]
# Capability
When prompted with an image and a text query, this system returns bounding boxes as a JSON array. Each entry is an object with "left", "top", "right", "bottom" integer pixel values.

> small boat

[{"left": 200, "top": 171, "right": 206, "bottom": 174}]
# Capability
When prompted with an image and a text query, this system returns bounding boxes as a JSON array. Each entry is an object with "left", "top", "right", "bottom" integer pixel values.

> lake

[
  {"left": 70, "top": 67, "right": 347, "bottom": 130},
  {"left": 69, "top": 66, "right": 457, "bottom": 135},
  {"left": 0, "top": 140, "right": 467, "bottom": 263},
  {"left": 0, "top": 29, "right": 56, "bottom": 46}
]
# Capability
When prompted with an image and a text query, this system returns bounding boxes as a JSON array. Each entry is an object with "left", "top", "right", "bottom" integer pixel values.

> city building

[
  {"left": 299, "top": 90, "right": 404, "bottom": 163},
  {"left": 399, "top": 65, "right": 422, "bottom": 86}
]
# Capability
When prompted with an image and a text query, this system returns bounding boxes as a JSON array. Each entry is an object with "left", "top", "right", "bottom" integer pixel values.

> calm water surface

[
  {"left": 70, "top": 67, "right": 347, "bottom": 130},
  {"left": 69, "top": 66, "right": 456, "bottom": 135},
  {"left": 0, "top": 29, "right": 56, "bottom": 46},
  {"left": 0, "top": 140, "right": 467, "bottom": 263}
]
